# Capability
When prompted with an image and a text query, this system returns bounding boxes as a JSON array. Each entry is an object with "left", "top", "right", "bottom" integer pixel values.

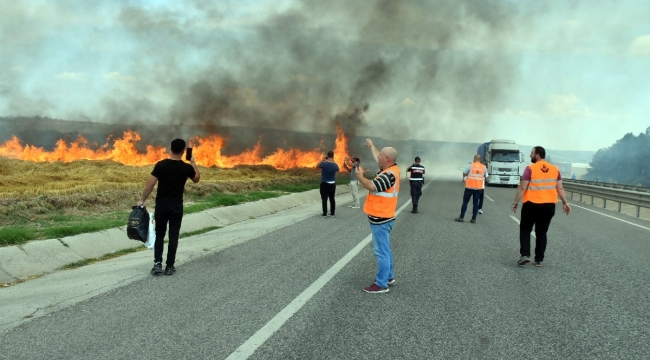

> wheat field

[{"left": 0, "top": 157, "right": 318, "bottom": 222}]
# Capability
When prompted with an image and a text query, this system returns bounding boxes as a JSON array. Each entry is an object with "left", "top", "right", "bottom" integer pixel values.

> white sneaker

[
  {"left": 478, "top": 209, "right": 483, "bottom": 214},
  {"left": 352, "top": 206, "right": 360, "bottom": 209}
]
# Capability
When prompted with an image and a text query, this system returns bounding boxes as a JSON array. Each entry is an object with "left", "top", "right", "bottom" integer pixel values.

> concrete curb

[{"left": 0, "top": 186, "right": 350, "bottom": 284}]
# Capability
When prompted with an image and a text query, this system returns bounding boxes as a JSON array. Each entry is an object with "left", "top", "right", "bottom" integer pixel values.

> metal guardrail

[{"left": 562, "top": 179, "right": 650, "bottom": 217}]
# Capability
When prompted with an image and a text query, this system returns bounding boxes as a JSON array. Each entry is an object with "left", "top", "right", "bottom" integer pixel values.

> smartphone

[{"left": 185, "top": 147, "right": 193, "bottom": 161}]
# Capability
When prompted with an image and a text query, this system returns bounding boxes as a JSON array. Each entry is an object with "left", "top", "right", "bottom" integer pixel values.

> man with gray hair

[
  {"left": 356, "top": 139, "right": 400, "bottom": 294},
  {"left": 455, "top": 154, "right": 488, "bottom": 224}
]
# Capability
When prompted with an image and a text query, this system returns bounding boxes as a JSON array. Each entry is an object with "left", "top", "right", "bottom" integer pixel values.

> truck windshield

[{"left": 491, "top": 151, "right": 519, "bottom": 162}]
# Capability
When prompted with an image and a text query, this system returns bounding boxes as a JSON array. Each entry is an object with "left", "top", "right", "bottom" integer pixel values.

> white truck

[{"left": 477, "top": 139, "right": 524, "bottom": 186}]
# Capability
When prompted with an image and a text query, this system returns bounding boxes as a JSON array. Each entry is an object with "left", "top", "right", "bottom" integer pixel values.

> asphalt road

[{"left": 1, "top": 177, "right": 648, "bottom": 360}]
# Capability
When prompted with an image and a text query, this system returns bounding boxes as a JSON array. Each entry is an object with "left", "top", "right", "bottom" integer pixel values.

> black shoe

[
  {"left": 534, "top": 261, "right": 543, "bottom": 267},
  {"left": 517, "top": 256, "right": 531, "bottom": 266},
  {"left": 328, "top": 213, "right": 335, "bottom": 217},
  {"left": 321, "top": 213, "right": 328, "bottom": 217},
  {"left": 164, "top": 266, "right": 176, "bottom": 275},
  {"left": 454, "top": 217, "right": 464, "bottom": 222},
  {"left": 470, "top": 219, "right": 476, "bottom": 224},
  {"left": 151, "top": 262, "right": 163, "bottom": 275},
  {"left": 411, "top": 206, "right": 418, "bottom": 213}
]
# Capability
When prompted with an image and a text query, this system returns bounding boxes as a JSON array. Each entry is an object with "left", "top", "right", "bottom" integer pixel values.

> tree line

[{"left": 586, "top": 126, "right": 650, "bottom": 187}]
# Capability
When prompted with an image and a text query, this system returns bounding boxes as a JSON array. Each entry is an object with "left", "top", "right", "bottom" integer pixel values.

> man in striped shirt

[{"left": 355, "top": 138, "right": 400, "bottom": 294}]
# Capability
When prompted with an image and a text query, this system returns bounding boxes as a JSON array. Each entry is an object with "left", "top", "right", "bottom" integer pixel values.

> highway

[{"left": 1, "top": 176, "right": 648, "bottom": 359}]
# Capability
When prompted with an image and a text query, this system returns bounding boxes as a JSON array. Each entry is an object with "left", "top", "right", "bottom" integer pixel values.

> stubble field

[{"left": 0, "top": 157, "right": 337, "bottom": 246}]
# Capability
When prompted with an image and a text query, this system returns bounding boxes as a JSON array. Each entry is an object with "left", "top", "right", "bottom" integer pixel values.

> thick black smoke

[{"left": 2, "top": 0, "right": 532, "bottom": 152}]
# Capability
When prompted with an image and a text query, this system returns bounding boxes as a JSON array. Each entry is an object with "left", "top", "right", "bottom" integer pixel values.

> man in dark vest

[{"left": 406, "top": 156, "right": 425, "bottom": 213}]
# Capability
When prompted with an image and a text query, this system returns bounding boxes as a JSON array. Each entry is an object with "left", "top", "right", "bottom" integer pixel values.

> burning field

[
  {"left": 0, "top": 125, "right": 354, "bottom": 244},
  {"left": 0, "top": 123, "right": 352, "bottom": 169}
]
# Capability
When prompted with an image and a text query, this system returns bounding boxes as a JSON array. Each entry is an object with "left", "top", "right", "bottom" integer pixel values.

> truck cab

[{"left": 478, "top": 139, "right": 524, "bottom": 186}]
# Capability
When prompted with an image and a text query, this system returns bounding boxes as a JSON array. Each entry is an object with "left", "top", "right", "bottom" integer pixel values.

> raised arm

[{"left": 365, "top": 138, "right": 380, "bottom": 163}]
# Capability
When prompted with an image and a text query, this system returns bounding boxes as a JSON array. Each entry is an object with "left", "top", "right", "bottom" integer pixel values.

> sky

[{"left": 1, "top": 0, "right": 649, "bottom": 151}]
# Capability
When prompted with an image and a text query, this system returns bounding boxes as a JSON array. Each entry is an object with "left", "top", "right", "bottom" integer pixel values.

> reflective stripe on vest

[
  {"left": 522, "top": 161, "right": 559, "bottom": 204},
  {"left": 465, "top": 162, "right": 485, "bottom": 190},
  {"left": 363, "top": 165, "right": 400, "bottom": 218}
]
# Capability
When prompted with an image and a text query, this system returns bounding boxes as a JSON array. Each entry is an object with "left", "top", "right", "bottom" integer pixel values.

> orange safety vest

[
  {"left": 363, "top": 164, "right": 400, "bottom": 218},
  {"left": 465, "top": 162, "right": 486, "bottom": 190},
  {"left": 523, "top": 160, "right": 559, "bottom": 204}
]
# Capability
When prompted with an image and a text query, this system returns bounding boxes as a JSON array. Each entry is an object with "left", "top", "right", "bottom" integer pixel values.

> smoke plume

[{"left": 1, "top": 0, "right": 533, "bottom": 150}]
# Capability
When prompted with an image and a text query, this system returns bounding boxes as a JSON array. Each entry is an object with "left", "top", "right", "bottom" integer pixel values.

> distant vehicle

[{"left": 477, "top": 139, "right": 524, "bottom": 186}]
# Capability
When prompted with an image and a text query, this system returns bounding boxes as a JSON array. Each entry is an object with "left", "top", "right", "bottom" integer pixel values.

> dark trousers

[
  {"left": 520, "top": 202, "right": 555, "bottom": 262},
  {"left": 154, "top": 202, "right": 184, "bottom": 266},
  {"left": 320, "top": 182, "right": 336, "bottom": 215},
  {"left": 478, "top": 189, "right": 484, "bottom": 209},
  {"left": 459, "top": 188, "right": 481, "bottom": 220},
  {"left": 410, "top": 180, "right": 423, "bottom": 206}
]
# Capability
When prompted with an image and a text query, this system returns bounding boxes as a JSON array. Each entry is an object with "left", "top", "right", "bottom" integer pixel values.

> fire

[{"left": 0, "top": 126, "right": 351, "bottom": 170}]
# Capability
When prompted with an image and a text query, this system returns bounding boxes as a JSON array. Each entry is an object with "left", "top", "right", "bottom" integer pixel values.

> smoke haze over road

[{"left": 1, "top": 0, "right": 649, "bottom": 151}]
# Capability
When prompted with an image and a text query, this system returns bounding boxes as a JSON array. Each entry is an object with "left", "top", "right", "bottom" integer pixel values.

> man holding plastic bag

[{"left": 137, "top": 139, "right": 200, "bottom": 275}]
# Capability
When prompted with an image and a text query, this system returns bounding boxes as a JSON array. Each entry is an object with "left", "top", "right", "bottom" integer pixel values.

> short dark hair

[
  {"left": 327, "top": 150, "right": 334, "bottom": 158},
  {"left": 533, "top": 146, "right": 546, "bottom": 159},
  {"left": 352, "top": 156, "right": 360, "bottom": 161},
  {"left": 171, "top": 138, "right": 186, "bottom": 155},
  {"left": 414, "top": 156, "right": 420, "bottom": 162}
]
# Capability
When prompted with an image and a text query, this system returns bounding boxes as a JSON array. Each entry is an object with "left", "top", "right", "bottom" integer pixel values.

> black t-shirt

[{"left": 151, "top": 159, "right": 196, "bottom": 205}]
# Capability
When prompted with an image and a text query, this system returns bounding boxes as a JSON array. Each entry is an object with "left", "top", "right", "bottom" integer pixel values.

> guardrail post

[
  {"left": 603, "top": 198, "right": 607, "bottom": 209},
  {"left": 618, "top": 202, "right": 622, "bottom": 212},
  {"left": 637, "top": 206, "right": 641, "bottom": 218},
  {"left": 579, "top": 193, "right": 583, "bottom": 202},
  {"left": 591, "top": 196, "right": 594, "bottom": 205}
]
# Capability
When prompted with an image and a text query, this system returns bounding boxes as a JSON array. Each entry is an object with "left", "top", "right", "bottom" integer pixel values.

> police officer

[{"left": 406, "top": 156, "right": 425, "bottom": 213}]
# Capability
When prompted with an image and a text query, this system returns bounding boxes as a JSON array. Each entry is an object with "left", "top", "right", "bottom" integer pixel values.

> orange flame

[{"left": 0, "top": 125, "right": 351, "bottom": 169}]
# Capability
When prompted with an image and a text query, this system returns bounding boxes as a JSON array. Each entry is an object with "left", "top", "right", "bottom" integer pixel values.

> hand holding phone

[{"left": 185, "top": 147, "right": 193, "bottom": 161}]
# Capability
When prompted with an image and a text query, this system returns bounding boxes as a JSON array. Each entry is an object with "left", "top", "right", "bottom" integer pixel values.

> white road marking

[
  {"left": 485, "top": 194, "right": 494, "bottom": 202},
  {"left": 509, "top": 215, "right": 536, "bottom": 238},
  {"left": 226, "top": 176, "right": 429, "bottom": 359},
  {"left": 570, "top": 203, "right": 650, "bottom": 231}
]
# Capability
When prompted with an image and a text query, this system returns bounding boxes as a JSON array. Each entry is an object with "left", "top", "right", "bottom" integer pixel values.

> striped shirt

[{"left": 368, "top": 170, "right": 397, "bottom": 225}]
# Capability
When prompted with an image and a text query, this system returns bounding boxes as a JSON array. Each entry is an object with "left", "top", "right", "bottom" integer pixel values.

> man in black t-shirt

[{"left": 137, "top": 139, "right": 200, "bottom": 275}]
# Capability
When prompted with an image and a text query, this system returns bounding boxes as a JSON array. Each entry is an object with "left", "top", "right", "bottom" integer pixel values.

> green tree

[{"left": 587, "top": 127, "right": 650, "bottom": 186}]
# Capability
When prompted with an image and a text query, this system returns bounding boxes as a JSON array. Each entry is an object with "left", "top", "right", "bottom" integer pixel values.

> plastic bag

[
  {"left": 144, "top": 212, "right": 156, "bottom": 249},
  {"left": 126, "top": 206, "right": 149, "bottom": 242}
]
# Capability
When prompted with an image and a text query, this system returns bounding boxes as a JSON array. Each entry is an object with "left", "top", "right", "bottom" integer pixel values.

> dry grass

[{"left": 0, "top": 157, "right": 320, "bottom": 225}]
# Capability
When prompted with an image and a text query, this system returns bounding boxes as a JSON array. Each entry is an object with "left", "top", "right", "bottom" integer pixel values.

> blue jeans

[
  {"left": 370, "top": 220, "right": 395, "bottom": 288},
  {"left": 460, "top": 188, "right": 481, "bottom": 220}
]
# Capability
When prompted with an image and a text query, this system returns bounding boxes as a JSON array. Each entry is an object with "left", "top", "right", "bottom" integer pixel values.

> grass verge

[
  {"left": 0, "top": 177, "right": 349, "bottom": 247},
  {"left": 0, "top": 215, "right": 128, "bottom": 247}
]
